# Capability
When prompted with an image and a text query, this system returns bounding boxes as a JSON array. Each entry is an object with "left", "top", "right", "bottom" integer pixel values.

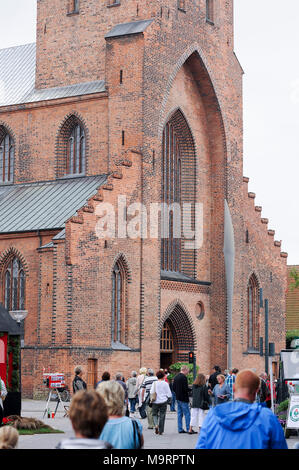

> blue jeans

[
  {"left": 177, "top": 400, "right": 190, "bottom": 432},
  {"left": 129, "top": 397, "right": 137, "bottom": 413},
  {"left": 170, "top": 391, "right": 176, "bottom": 411}
]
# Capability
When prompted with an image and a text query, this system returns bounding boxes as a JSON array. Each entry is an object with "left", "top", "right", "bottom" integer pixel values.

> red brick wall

[
  {"left": 0, "top": 0, "right": 288, "bottom": 396},
  {"left": 0, "top": 97, "right": 109, "bottom": 183}
]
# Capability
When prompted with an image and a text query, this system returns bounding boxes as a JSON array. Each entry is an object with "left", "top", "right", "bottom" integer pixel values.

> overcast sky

[{"left": 0, "top": 0, "right": 298, "bottom": 265}]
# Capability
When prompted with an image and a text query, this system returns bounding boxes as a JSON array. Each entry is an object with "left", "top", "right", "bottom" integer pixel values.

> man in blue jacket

[{"left": 195, "top": 369, "right": 288, "bottom": 449}]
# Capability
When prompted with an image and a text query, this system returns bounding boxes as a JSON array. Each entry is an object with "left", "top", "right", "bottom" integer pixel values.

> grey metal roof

[
  {"left": 105, "top": 19, "right": 154, "bottom": 39},
  {"left": 0, "top": 175, "right": 107, "bottom": 233},
  {"left": 161, "top": 270, "right": 211, "bottom": 286},
  {"left": 53, "top": 229, "right": 66, "bottom": 240},
  {"left": 0, "top": 43, "right": 105, "bottom": 107}
]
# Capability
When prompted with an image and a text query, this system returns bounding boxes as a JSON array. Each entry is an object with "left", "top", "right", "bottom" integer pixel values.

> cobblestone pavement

[{"left": 15, "top": 400, "right": 299, "bottom": 450}]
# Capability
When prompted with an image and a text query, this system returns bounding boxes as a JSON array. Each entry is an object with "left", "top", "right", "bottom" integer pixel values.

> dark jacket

[
  {"left": 209, "top": 371, "right": 221, "bottom": 390},
  {"left": 191, "top": 384, "right": 210, "bottom": 409},
  {"left": 72, "top": 375, "right": 87, "bottom": 394},
  {"left": 258, "top": 379, "right": 268, "bottom": 403},
  {"left": 173, "top": 373, "right": 189, "bottom": 402}
]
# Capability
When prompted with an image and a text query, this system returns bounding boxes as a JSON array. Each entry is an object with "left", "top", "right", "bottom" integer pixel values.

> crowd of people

[
  {"left": 57, "top": 364, "right": 290, "bottom": 449},
  {"left": 0, "top": 364, "right": 295, "bottom": 449}
]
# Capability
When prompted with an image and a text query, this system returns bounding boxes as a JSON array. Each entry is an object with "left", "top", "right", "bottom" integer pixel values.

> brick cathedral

[{"left": 0, "top": 0, "right": 287, "bottom": 397}]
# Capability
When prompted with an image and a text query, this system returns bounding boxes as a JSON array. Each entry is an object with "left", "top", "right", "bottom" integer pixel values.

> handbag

[
  {"left": 131, "top": 418, "right": 143, "bottom": 449},
  {"left": 150, "top": 381, "right": 157, "bottom": 403},
  {"left": 200, "top": 401, "right": 210, "bottom": 410}
]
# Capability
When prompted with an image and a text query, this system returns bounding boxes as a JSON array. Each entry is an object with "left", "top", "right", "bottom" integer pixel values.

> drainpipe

[{"left": 223, "top": 200, "right": 235, "bottom": 369}]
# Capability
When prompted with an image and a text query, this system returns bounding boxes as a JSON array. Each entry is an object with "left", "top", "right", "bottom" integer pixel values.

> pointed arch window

[
  {"left": 66, "top": 124, "right": 85, "bottom": 176},
  {"left": 112, "top": 259, "right": 127, "bottom": 344},
  {"left": 161, "top": 122, "right": 182, "bottom": 272},
  {"left": 247, "top": 274, "right": 260, "bottom": 350},
  {"left": 0, "top": 131, "right": 14, "bottom": 183},
  {"left": 4, "top": 257, "right": 25, "bottom": 311}
]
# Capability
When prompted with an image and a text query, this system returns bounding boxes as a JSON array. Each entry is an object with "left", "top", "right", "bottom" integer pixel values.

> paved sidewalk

[{"left": 16, "top": 400, "right": 299, "bottom": 450}]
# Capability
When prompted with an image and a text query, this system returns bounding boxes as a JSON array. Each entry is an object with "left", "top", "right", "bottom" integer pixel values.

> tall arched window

[
  {"left": 56, "top": 115, "right": 86, "bottom": 178},
  {"left": 4, "top": 257, "right": 25, "bottom": 311},
  {"left": 111, "top": 259, "right": 127, "bottom": 344},
  {"left": 247, "top": 274, "right": 260, "bottom": 350},
  {"left": 161, "top": 122, "right": 181, "bottom": 272},
  {"left": 161, "top": 110, "right": 196, "bottom": 277},
  {"left": 67, "top": 124, "right": 85, "bottom": 176},
  {"left": 0, "top": 128, "right": 14, "bottom": 183}
]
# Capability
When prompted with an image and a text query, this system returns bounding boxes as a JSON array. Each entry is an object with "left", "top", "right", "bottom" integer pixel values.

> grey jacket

[{"left": 126, "top": 377, "right": 137, "bottom": 399}]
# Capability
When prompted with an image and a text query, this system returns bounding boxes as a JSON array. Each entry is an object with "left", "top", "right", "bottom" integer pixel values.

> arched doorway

[
  {"left": 160, "top": 321, "right": 175, "bottom": 370},
  {"left": 160, "top": 303, "right": 196, "bottom": 370}
]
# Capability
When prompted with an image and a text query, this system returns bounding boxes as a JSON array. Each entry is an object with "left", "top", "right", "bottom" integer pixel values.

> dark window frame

[
  {"left": 161, "top": 122, "right": 182, "bottom": 273},
  {"left": 112, "top": 260, "right": 127, "bottom": 345},
  {"left": 247, "top": 274, "right": 260, "bottom": 350},
  {"left": 66, "top": 123, "right": 86, "bottom": 176},
  {"left": 0, "top": 131, "right": 14, "bottom": 184},
  {"left": 4, "top": 257, "right": 26, "bottom": 312}
]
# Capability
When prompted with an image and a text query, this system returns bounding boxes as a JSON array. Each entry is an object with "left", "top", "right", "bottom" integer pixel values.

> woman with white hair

[
  {"left": 97, "top": 380, "right": 144, "bottom": 449},
  {"left": 135, "top": 367, "right": 147, "bottom": 417}
]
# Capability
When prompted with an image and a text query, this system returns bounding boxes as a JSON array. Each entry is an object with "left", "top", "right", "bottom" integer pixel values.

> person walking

[
  {"left": 150, "top": 370, "right": 172, "bottom": 435},
  {"left": 189, "top": 373, "right": 211, "bottom": 434},
  {"left": 97, "top": 380, "right": 143, "bottom": 449},
  {"left": 140, "top": 369, "right": 158, "bottom": 429},
  {"left": 210, "top": 374, "right": 230, "bottom": 405},
  {"left": 225, "top": 368, "right": 238, "bottom": 401},
  {"left": 173, "top": 365, "right": 191, "bottom": 434},
  {"left": 169, "top": 378, "right": 176, "bottom": 412},
  {"left": 72, "top": 366, "right": 87, "bottom": 394},
  {"left": 126, "top": 371, "right": 138, "bottom": 414},
  {"left": 135, "top": 367, "right": 147, "bottom": 418},
  {"left": 195, "top": 369, "right": 288, "bottom": 449},
  {"left": 115, "top": 372, "right": 128, "bottom": 415}
]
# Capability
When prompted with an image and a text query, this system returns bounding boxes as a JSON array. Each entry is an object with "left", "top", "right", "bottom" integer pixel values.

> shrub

[
  {"left": 286, "top": 330, "right": 299, "bottom": 349},
  {"left": 277, "top": 399, "right": 289, "bottom": 413},
  {"left": 168, "top": 362, "right": 199, "bottom": 385}
]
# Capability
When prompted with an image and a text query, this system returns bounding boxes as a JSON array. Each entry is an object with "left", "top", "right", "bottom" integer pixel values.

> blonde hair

[
  {"left": 217, "top": 374, "right": 225, "bottom": 382},
  {"left": 96, "top": 380, "right": 125, "bottom": 416},
  {"left": 0, "top": 426, "right": 19, "bottom": 449},
  {"left": 139, "top": 367, "right": 147, "bottom": 375}
]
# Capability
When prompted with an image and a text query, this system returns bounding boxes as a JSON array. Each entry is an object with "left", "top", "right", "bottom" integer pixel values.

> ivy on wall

[{"left": 7, "top": 335, "right": 20, "bottom": 392}]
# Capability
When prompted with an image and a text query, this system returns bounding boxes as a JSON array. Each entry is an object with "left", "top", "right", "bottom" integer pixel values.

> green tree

[{"left": 290, "top": 268, "right": 299, "bottom": 290}]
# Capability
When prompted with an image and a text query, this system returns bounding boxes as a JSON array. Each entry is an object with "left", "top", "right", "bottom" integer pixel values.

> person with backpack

[{"left": 72, "top": 366, "right": 87, "bottom": 394}]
